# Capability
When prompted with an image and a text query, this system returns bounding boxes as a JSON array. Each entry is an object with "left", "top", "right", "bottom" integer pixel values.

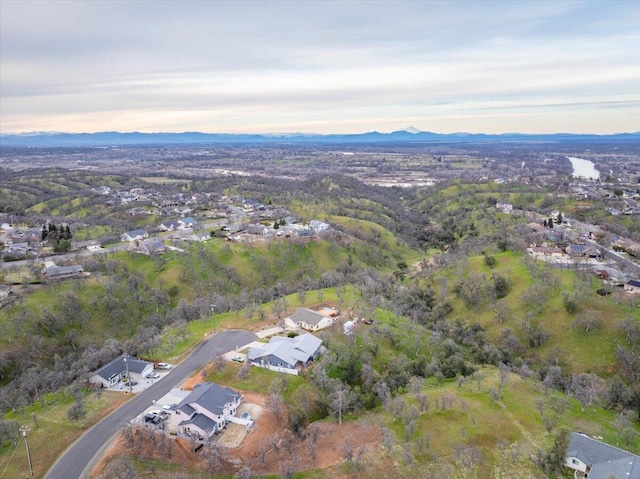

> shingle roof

[
  {"left": 288, "top": 308, "right": 330, "bottom": 327},
  {"left": 247, "top": 333, "right": 322, "bottom": 367},
  {"left": 45, "top": 265, "right": 83, "bottom": 277},
  {"left": 175, "top": 382, "right": 240, "bottom": 416},
  {"left": 567, "top": 432, "right": 640, "bottom": 479},
  {"left": 627, "top": 279, "right": 640, "bottom": 288},
  {"left": 179, "top": 413, "right": 217, "bottom": 433},
  {"left": 123, "top": 229, "right": 147, "bottom": 238},
  {"left": 93, "top": 356, "right": 152, "bottom": 380}
]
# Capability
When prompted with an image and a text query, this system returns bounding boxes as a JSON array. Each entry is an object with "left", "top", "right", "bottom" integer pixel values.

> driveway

[{"left": 44, "top": 329, "right": 257, "bottom": 479}]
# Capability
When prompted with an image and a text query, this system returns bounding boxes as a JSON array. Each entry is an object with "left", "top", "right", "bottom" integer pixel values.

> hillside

[{"left": 1, "top": 171, "right": 639, "bottom": 478}]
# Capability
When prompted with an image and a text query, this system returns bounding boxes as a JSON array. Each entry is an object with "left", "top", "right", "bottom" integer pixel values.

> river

[{"left": 567, "top": 156, "right": 600, "bottom": 180}]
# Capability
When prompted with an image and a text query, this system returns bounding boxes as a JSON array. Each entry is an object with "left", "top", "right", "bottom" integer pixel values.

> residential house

[
  {"left": 178, "top": 217, "right": 197, "bottom": 229},
  {"left": 89, "top": 355, "right": 154, "bottom": 388},
  {"left": 247, "top": 224, "right": 269, "bottom": 236},
  {"left": 158, "top": 220, "right": 180, "bottom": 232},
  {"left": 121, "top": 229, "right": 149, "bottom": 242},
  {"left": 243, "top": 198, "right": 262, "bottom": 211},
  {"left": 594, "top": 266, "right": 633, "bottom": 286},
  {"left": 495, "top": 202, "right": 513, "bottom": 213},
  {"left": 187, "top": 232, "right": 211, "bottom": 242},
  {"left": 167, "top": 382, "right": 242, "bottom": 439},
  {"left": 565, "top": 432, "right": 639, "bottom": 479},
  {"left": 247, "top": 333, "right": 322, "bottom": 375},
  {"left": 625, "top": 280, "right": 640, "bottom": 294},
  {"left": 284, "top": 308, "right": 334, "bottom": 332},
  {"left": 135, "top": 239, "right": 167, "bottom": 256},
  {"left": 566, "top": 244, "right": 599, "bottom": 258},
  {"left": 42, "top": 263, "right": 85, "bottom": 281},
  {"left": 4, "top": 242, "right": 31, "bottom": 257},
  {"left": 309, "top": 220, "right": 330, "bottom": 232}
]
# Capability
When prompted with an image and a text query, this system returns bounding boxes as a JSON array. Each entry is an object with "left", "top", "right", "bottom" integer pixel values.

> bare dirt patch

[{"left": 91, "top": 389, "right": 383, "bottom": 478}]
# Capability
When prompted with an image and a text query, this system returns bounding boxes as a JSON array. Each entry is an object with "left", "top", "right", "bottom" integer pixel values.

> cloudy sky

[{"left": 1, "top": 0, "right": 639, "bottom": 134}]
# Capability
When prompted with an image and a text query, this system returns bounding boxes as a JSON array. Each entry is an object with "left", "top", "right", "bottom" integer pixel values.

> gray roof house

[
  {"left": 565, "top": 432, "right": 640, "bottom": 479},
  {"left": 284, "top": 308, "right": 334, "bottom": 332},
  {"left": 247, "top": 333, "right": 322, "bottom": 375},
  {"left": 89, "top": 356, "right": 154, "bottom": 388},
  {"left": 167, "top": 382, "right": 242, "bottom": 439},
  {"left": 178, "top": 217, "right": 197, "bottom": 229},
  {"left": 158, "top": 219, "right": 180, "bottom": 231},
  {"left": 121, "top": 229, "right": 149, "bottom": 242},
  {"left": 43, "top": 264, "right": 85, "bottom": 281}
]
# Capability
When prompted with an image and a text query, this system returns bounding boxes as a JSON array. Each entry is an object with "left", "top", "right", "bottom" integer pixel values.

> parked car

[
  {"left": 144, "top": 412, "right": 161, "bottom": 424},
  {"left": 147, "top": 372, "right": 160, "bottom": 379},
  {"left": 156, "top": 362, "right": 172, "bottom": 370},
  {"left": 241, "top": 412, "right": 251, "bottom": 421},
  {"left": 231, "top": 355, "right": 244, "bottom": 363}
]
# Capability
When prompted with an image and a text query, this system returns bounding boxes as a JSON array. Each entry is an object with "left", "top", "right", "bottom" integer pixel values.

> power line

[{"left": 0, "top": 432, "right": 21, "bottom": 478}]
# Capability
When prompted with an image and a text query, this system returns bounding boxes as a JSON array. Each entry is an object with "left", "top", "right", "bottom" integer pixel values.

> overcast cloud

[{"left": 1, "top": 0, "right": 638, "bottom": 134}]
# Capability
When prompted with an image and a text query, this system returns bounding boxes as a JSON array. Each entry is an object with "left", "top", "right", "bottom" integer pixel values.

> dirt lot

[{"left": 91, "top": 386, "right": 383, "bottom": 478}]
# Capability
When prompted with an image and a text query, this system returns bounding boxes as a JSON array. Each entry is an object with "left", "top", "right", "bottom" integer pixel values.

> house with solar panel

[
  {"left": 166, "top": 382, "right": 242, "bottom": 439},
  {"left": 566, "top": 244, "right": 600, "bottom": 259},
  {"left": 565, "top": 432, "right": 639, "bottom": 479}
]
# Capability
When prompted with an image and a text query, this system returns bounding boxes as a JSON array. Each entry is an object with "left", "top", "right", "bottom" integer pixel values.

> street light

[{"left": 210, "top": 304, "right": 216, "bottom": 335}]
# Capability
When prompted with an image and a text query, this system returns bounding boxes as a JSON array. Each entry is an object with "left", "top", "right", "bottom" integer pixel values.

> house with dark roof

[
  {"left": 284, "top": 308, "right": 334, "bottom": 332},
  {"left": 167, "top": 382, "right": 242, "bottom": 438},
  {"left": 158, "top": 219, "right": 180, "bottom": 232},
  {"left": 89, "top": 355, "right": 154, "bottom": 388},
  {"left": 566, "top": 244, "right": 599, "bottom": 258},
  {"left": 135, "top": 239, "right": 167, "bottom": 256},
  {"left": 247, "top": 333, "right": 322, "bottom": 374},
  {"left": 625, "top": 279, "right": 640, "bottom": 294},
  {"left": 42, "top": 263, "right": 85, "bottom": 281},
  {"left": 565, "top": 432, "right": 640, "bottom": 479}
]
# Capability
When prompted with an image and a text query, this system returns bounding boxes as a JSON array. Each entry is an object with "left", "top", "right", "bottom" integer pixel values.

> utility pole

[
  {"left": 20, "top": 426, "right": 33, "bottom": 478},
  {"left": 124, "top": 357, "right": 132, "bottom": 392},
  {"left": 210, "top": 304, "right": 216, "bottom": 335}
]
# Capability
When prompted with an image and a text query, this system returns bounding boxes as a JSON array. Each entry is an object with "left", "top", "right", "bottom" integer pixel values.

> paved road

[{"left": 44, "top": 329, "right": 257, "bottom": 479}]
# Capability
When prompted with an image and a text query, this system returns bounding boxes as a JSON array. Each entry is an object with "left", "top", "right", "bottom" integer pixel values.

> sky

[{"left": 1, "top": 0, "right": 639, "bottom": 135}]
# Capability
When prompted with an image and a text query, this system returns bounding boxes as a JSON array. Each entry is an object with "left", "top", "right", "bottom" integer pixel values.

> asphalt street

[{"left": 44, "top": 329, "right": 257, "bottom": 479}]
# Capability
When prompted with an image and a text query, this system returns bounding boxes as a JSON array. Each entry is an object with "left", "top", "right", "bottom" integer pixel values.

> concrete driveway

[{"left": 45, "top": 329, "right": 257, "bottom": 479}]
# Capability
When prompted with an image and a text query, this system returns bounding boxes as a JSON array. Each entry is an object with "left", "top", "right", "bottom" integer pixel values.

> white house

[
  {"left": 158, "top": 220, "right": 180, "bottom": 232},
  {"left": 565, "top": 432, "right": 639, "bottom": 479},
  {"left": 120, "top": 229, "right": 148, "bottom": 242},
  {"left": 284, "top": 308, "right": 334, "bottom": 332},
  {"left": 247, "top": 333, "right": 322, "bottom": 374},
  {"left": 167, "top": 382, "right": 242, "bottom": 439},
  {"left": 178, "top": 217, "right": 197, "bottom": 229},
  {"left": 625, "top": 279, "right": 640, "bottom": 294},
  {"left": 495, "top": 202, "right": 513, "bottom": 213},
  {"left": 89, "top": 355, "right": 154, "bottom": 388},
  {"left": 309, "top": 220, "right": 329, "bottom": 233}
]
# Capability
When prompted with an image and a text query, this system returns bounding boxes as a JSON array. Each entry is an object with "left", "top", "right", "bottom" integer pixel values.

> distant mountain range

[{"left": 1, "top": 128, "right": 638, "bottom": 147}]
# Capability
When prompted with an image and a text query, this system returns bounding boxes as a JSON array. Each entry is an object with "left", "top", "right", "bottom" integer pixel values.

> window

[
  {"left": 176, "top": 411, "right": 180, "bottom": 415},
  {"left": 571, "top": 459, "right": 578, "bottom": 465}
]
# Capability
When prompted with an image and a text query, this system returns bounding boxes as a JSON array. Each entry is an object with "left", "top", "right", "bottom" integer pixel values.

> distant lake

[{"left": 567, "top": 156, "right": 600, "bottom": 180}]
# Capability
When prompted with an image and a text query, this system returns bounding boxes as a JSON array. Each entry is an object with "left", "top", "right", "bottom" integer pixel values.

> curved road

[{"left": 44, "top": 329, "right": 257, "bottom": 479}]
